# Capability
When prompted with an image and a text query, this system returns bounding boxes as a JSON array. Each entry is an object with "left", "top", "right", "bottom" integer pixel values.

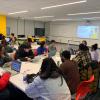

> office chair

[{"left": 75, "top": 75, "right": 94, "bottom": 100}]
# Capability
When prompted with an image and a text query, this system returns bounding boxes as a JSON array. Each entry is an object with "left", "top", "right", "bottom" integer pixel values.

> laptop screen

[
  {"left": 5, "top": 38, "right": 10, "bottom": 42},
  {"left": 11, "top": 61, "right": 21, "bottom": 72}
]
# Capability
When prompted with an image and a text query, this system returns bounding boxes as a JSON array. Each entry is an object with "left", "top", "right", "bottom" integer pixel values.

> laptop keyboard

[{"left": 3, "top": 67, "right": 19, "bottom": 76}]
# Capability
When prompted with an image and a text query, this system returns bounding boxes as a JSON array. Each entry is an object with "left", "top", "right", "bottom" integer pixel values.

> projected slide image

[{"left": 77, "top": 26, "right": 99, "bottom": 39}]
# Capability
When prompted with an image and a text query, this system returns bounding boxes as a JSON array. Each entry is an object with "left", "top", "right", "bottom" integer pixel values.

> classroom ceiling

[{"left": 0, "top": 0, "right": 100, "bottom": 21}]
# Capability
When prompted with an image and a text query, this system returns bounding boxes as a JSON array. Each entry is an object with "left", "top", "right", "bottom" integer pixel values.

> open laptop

[
  {"left": 5, "top": 37, "right": 10, "bottom": 42},
  {"left": 11, "top": 61, "right": 21, "bottom": 72},
  {"left": 3, "top": 61, "right": 21, "bottom": 76}
]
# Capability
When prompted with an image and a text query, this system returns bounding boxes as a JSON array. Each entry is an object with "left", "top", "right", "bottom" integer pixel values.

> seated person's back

[
  {"left": 1, "top": 36, "right": 13, "bottom": 53},
  {"left": 60, "top": 50, "right": 80, "bottom": 94},
  {"left": 1, "top": 36, "right": 7, "bottom": 47},
  {"left": 37, "top": 41, "right": 47, "bottom": 55},
  {"left": 90, "top": 44, "right": 99, "bottom": 61},
  {"left": 48, "top": 40, "right": 57, "bottom": 57},
  {"left": 0, "top": 45, "right": 12, "bottom": 67},
  {"left": 73, "top": 43, "right": 92, "bottom": 66},
  {"left": 25, "top": 58, "right": 71, "bottom": 100},
  {"left": 15, "top": 43, "right": 34, "bottom": 61},
  {"left": 10, "top": 33, "right": 16, "bottom": 44}
]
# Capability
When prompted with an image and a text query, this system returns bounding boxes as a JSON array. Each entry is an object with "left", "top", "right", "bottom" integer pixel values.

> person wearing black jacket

[{"left": 15, "top": 43, "right": 34, "bottom": 61}]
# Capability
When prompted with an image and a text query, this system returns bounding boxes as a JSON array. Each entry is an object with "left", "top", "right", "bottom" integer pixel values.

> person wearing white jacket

[{"left": 25, "top": 58, "right": 71, "bottom": 100}]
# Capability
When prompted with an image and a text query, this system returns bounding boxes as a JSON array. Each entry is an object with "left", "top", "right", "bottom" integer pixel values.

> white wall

[
  {"left": 34, "top": 21, "right": 45, "bottom": 28},
  {"left": 7, "top": 17, "right": 45, "bottom": 37},
  {"left": 7, "top": 18, "right": 18, "bottom": 35},
  {"left": 48, "top": 20, "right": 100, "bottom": 47},
  {"left": 45, "top": 22, "right": 50, "bottom": 37}
]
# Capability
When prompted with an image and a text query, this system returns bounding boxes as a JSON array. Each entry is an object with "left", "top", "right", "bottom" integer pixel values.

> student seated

[
  {"left": 24, "top": 38, "right": 32, "bottom": 47},
  {"left": 48, "top": 40, "right": 57, "bottom": 57},
  {"left": 73, "top": 43, "right": 92, "bottom": 66},
  {"left": 90, "top": 43, "right": 99, "bottom": 61},
  {"left": 37, "top": 41, "right": 47, "bottom": 55},
  {"left": 1, "top": 36, "right": 7, "bottom": 47},
  {"left": 1, "top": 36, "right": 13, "bottom": 53},
  {"left": 10, "top": 33, "right": 16, "bottom": 45},
  {"left": 73, "top": 44, "right": 99, "bottom": 93},
  {"left": 0, "top": 71, "right": 11, "bottom": 100},
  {"left": 15, "top": 43, "right": 34, "bottom": 61},
  {"left": 27, "top": 38, "right": 32, "bottom": 46},
  {"left": 60, "top": 50, "right": 80, "bottom": 94},
  {"left": 0, "top": 45, "right": 12, "bottom": 67},
  {"left": 82, "top": 40, "right": 87, "bottom": 46},
  {"left": 25, "top": 58, "right": 71, "bottom": 100}
]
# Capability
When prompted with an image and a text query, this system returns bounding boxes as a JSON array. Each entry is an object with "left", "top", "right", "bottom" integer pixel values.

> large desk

[
  {"left": 10, "top": 62, "right": 41, "bottom": 92},
  {"left": 13, "top": 44, "right": 39, "bottom": 50},
  {"left": 0, "top": 54, "right": 76, "bottom": 93}
]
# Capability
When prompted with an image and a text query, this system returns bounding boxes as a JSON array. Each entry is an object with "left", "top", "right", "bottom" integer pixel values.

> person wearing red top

[{"left": 0, "top": 72, "right": 11, "bottom": 100}]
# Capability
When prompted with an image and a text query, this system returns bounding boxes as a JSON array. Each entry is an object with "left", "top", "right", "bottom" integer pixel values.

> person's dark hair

[
  {"left": 91, "top": 43, "right": 98, "bottom": 51},
  {"left": 82, "top": 40, "right": 87, "bottom": 46},
  {"left": 79, "top": 43, "right": 89, "bottom": 51},
  {"left": 2, "top": 36, "right": 5, "bottom": 40},
  {"left": 28, "top": 38, "right": 32, "bottom": 43},
  {"left": 40, "top": 58, "right": 59, "bottom": 79},
  {"left": 40, "top": 41, "right": 45, "bottom": 47},
  {"left": 19, "top": 43, "right": 31, "bottom": 49},
  {"left": 40, "top": 57, "right": 66, "bottom": 84},
  {"left": 61, "top": 50, "right": 71, "bottom": 59},
  {"left": 11, "top": 33, "right": 14, "bottom": 36},
  {"left": 51, "top": 40, "right": 56, "bottom": 44}
]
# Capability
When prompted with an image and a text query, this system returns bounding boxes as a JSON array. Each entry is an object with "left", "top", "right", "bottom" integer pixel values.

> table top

[
  {"left": 13, "top": 44, "right": 39, "bottom": 50},
  {"left": 0, "top": 53, "right": 76, "bottom": 92}
]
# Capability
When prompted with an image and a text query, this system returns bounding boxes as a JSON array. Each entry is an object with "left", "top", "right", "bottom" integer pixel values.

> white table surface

[
  {"left": 14, "top": 44, "right": 39, "bottom": 50},
  {"left": 0, "top": 54, "right": 76, "bottom": 92},
  {"left": 31, "top": 45, "right": 39, "bottom": 49},
  {"left": 10, "top": 74, "right": 27, "bottom": 92},
  {"left": 0, "top": 61, "right": 41, "bottom": 92},
  {"left": 10, "top": 62, "right": 41, "bottom": 92}
]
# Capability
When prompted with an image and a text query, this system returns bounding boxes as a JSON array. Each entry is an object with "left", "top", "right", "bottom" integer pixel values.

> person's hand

[
  {"left": 3, "top": 62, "right": 11, "bottom": 68},
  {"left": 26, "top": 57, "right": 32, "bottom": 62},
  {"left": 0, "top": 71, "right": 5, "bottom": 76}
]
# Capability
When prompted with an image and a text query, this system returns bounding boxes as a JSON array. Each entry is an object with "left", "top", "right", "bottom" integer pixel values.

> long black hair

[
  {"left": 39, "top": 58, "right": 67, "bottom": 86},
  {"left": 27, "top": 57, "right": 67, "bottom": 86}
]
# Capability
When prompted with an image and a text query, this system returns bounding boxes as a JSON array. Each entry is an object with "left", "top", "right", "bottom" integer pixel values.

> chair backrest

[
  {"left": 76, "top": 75, "right": 94, "bottom": 100},
  {"left": 79, "top": 61, "right": 99, "bottom": 93}
]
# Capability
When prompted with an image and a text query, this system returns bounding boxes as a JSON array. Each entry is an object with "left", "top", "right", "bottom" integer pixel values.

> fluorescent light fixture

[
  {"left": 33, "top": 16, "right": 54, "bottom": 19},
  {"left": 52, "top": 19, "right": 73, "bottom": 21},
  {"left": 41, "top": 0, "right": 87, "bottom": 10},
  {"left": 67, "top": 11, "right": 100, "bottom": 16},
  {"left": 8, "top": 11, "right": 28, "bottom": 15},
  {"left": 53, "top": 17, "right": 100, "bottom": 21},
  {"left": 82, "top": 17, "right": 100, "bottom": 19}
]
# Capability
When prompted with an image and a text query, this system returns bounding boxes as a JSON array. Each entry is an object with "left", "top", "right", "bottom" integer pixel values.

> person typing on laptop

[{"left": 15, "top": 43, "right": 34, "bottom": 61}]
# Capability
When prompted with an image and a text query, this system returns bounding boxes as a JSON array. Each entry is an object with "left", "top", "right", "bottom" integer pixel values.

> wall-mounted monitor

[{"left": 35, "top": 28, "right": 45, "bottom": 36}]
